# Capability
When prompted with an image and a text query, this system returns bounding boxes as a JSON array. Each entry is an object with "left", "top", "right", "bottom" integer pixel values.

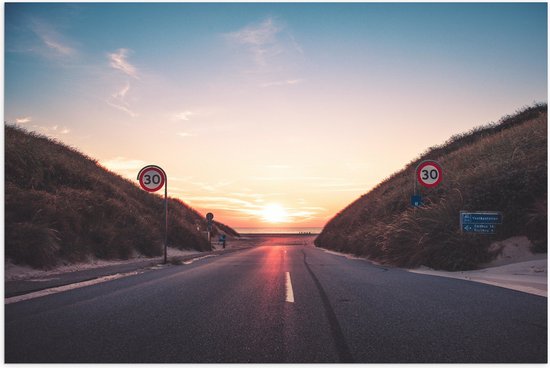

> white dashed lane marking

[{"left": 285, "top": 271, "right": 295, "bottom": 303}]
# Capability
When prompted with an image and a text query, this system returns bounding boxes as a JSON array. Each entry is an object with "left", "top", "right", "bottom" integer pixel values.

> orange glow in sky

[{"left": 5, "top": 4, "right": 547, "bottom": 229}]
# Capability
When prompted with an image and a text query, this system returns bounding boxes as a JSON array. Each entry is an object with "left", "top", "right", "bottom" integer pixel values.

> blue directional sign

[{"left": 460, "top": 211, "right": 503, "bottom": 234}]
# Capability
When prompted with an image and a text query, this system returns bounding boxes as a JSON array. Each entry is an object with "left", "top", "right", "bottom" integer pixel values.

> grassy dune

[
  {"left": 315, "top": 105, "right": 547, "bottom": 270},
  {"left": 5, "top": 125, "right": 239, "bottom": 269}
]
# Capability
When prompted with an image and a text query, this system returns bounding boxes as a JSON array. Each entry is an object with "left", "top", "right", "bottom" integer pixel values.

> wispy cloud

[
  {"left": 288, "top": 34, "right": 304, "bottom": 55},
  {"left": 29, "top": 19, "right": 77, "bottom": 59},
  {"left": 15, "top": 117, "right": 32, "bottom": 124},
  {"left": 192, "top": 181, "right": 233, "bottom": 192},
  {"left": 99, "top": 157, "right": 146, "bottom": 180},
  {"left": 185, "top": 196, "right": 255, "bottom": 207},
  {"left": 309, "top": 181, "right": 371, "bottom": 193},
  {"left": 261, "top": 79, "right": 304, "bottom": 88},
  {"left": 107, "top": 101, "right": 138, "bottom": 117},
  {"left": 230, "top": 190, "right": 264, "bottom": 199},
  {"left": 177, "top": 132, "right": 196, "bottom": 138},
  {"left": 173, "top": 111, "right": 196, "bottom": 121},
  {"left": 225, "top": 17, "right": 287, "bottom": 69},
  {"left": 169, "top": 178, "right": 235, "bottom": 194},
  {"left": 248, "top": 175, "right": 369, "bottom": 193},
  {"left": 104, "top": 49, "right": 140, "bottom": 116},
  {"left": 28, "top": 124, "right": 70, "bottom": 138},
  {"left": 183, "top": 196, "right": 264, "bottom": 221},
  {"left": 107, "top": 81, "right": 138, "bottom": 117},
  {"left": 113, "top": 81, "right": 130, "bottom": 99},
  {"left": 41, "top": 34, "right": 75, "bottom": 56},
  {"left": 284, "top": 206, "right": 327, "bottom": 222},
  {"left": 108, "top": 48, "right": 139, "bottom": 79},
  {"left": 227, "top": 17, "right": 281, "bottom": 48}
]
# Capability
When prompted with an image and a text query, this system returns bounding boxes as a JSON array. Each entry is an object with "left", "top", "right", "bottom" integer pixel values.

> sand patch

[
  {"left": 410, "top": 236, "right": 547, "bottom": 297},
  {"left": 5, "top": 247, "right": 200, "bottom": 282}
]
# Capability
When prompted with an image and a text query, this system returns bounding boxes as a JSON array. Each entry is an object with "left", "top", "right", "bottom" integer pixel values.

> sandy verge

[
  {"left": 5, "top": 237, "right": 256, "bottom": 282},
  {"left": 5, "top": 247, "right": 200, "bottom": 282},
  {"left": 409, "top": 236, "right": 547, "bottom": 297},
  {"left": 321, "top": 236, "right": 547, "bottom": 297}
]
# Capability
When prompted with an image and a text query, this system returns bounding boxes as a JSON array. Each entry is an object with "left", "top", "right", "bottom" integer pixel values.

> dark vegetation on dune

[
  {"left": 315, "top": 104, "right": 547, "bottom": 271},
  {"left": 5, "top": 125, "right": 239, "bottom": 269}
]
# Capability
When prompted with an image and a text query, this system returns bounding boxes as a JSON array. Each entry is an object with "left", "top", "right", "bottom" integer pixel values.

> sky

[{"left": 4, "top": 2, "right": 548, "bottom": 229}]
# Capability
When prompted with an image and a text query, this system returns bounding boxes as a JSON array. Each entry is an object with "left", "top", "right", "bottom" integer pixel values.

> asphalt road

[{"left": 5, "top": 240, "right": 547, "bottom": 363}]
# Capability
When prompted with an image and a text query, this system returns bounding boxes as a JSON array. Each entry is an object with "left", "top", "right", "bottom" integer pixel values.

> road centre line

[{"left": 285, "top": 271, "right": 295, "bottom": 303}]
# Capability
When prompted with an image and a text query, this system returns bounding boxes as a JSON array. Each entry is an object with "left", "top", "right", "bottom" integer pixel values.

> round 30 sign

[
  {"left": 416, "top": 161, "right": 442, "bottom": 188},
  {"left": 138, "top": 165, "right": 166, "bottom": 192}
]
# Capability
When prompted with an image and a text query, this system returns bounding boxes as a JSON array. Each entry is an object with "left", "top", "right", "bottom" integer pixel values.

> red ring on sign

[
  {"left": 416, "top": 161, "right": 442, "bottom": 188},
  {"left": 139, "top": 167, "right": 165, "bottom": 192}
]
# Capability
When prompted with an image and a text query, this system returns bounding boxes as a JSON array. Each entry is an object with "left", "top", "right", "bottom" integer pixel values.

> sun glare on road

[{"left": 261, "top": 203, "right": 289, "bottom": 223}]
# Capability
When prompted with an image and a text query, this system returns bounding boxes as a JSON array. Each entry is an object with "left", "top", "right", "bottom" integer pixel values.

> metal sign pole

[
  {"left": 137, "top": 165, "right": 168, "bottom": 264},
  {"left": 414, "top": 166, "right": 418, "bottom": 196},
  {"left": 412, "top": 163, "right": 420, "bottom": 207},
  {"left": 206, "top": 212, "right": 214, "bottom": 251},
  {"left": 164, "top": 178, "right": 168, "bottom": 264}
]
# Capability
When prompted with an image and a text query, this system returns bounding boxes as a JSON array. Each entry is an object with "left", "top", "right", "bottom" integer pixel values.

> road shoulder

[
  {"left": 408, "top": 259, "right": 547, "bottom": 297},
  {"left": 5, "top": 244, "right": 252, "bottom": 299},
  {"left": 318, "top": 240, "right": 547, "bottom": 297}
]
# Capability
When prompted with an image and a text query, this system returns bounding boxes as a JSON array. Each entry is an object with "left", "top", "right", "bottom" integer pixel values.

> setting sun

[{"left": 261, "top": 204, "right": 289, "bottom": 224}]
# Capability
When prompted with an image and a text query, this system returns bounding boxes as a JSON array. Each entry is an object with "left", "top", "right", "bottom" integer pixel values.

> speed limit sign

[
  {"left": 416, "top": 160, "right": 442, "bottom": 188},
  {"left": 138, "top": 165, "right": 166, "bottom": 192},
  {"left": 137, "top": 165, "right": 168, "bottom": 263}
]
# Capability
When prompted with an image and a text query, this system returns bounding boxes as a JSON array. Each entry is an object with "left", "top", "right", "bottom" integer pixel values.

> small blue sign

[{"left": 411, "top": 195, "right": 422, "bottom": 207}]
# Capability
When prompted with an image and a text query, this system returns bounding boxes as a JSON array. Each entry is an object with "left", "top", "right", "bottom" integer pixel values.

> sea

[{"left": 235, "top": 227, "right": 323, "bottom": 235}]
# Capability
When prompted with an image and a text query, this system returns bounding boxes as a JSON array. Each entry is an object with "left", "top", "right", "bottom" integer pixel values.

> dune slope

[
  {"left": 5, "top": 125, "right": 238, "bottom": 269},
  {"left": 315, "top": 105, "right": 547, "bottom": 271}
]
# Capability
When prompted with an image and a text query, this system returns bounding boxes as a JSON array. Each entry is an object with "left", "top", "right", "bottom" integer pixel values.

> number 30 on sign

[
  {"left": 137, "top": 165, "right": 166, "bottom": 192},
  {"left": 416, "top": 160, "right": 442, "bottom": 188}
]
